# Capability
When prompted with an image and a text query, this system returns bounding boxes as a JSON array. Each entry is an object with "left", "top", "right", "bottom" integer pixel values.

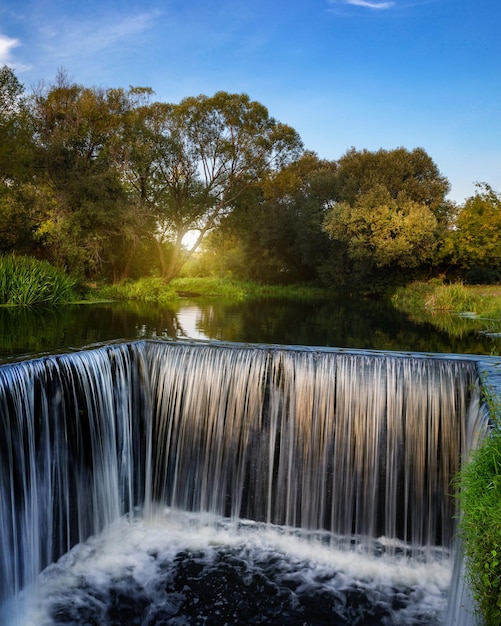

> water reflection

[{"left": 0, "top": 295, "right": 499, "bottom": 360}]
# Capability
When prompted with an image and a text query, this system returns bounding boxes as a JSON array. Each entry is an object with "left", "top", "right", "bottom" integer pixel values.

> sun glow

[{"left": 182, "top": 230, "right": 200, "bottom": 250}]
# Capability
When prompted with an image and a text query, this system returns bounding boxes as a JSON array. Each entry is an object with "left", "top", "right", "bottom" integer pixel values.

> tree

[
  {"left": 322, "top": 147, "right": 451, "bottom": 286},
  {"left": 0, "top": 66, "right": 41, "bottom": 254},
  {"left": 219, "top": 152, "right": 336, "bottom": 282},
  {"left": 31, "top": 72, "right": 133, "bottom": 277},
  {"left": 334, "top": 146, "right": 452, "bottom": 223},
  {"left": 451, "top": 183, "right": 501, "bottom": 271},
  {"left": 324, "top": 186, "right": 438, "bottom": 272},
  {"left": 131, "top": 91, "right": 303, "bottom": 282}
]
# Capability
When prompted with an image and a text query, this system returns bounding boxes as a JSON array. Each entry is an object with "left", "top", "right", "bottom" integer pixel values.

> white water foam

[{"left": 9, "top": 510, "right": 452, "bottom": 626}]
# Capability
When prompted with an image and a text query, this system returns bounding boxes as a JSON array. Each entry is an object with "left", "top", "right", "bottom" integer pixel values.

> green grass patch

[
  {"left": 391, "top": 280, "right": 501, "bottom": 334},
  {"left": 96, "top": 277, "right": 179, "bottom": 303},
  {"left": 392, "top": 280, "right": 480, "bottom": 314},
  {"left": 392, "top": 280, "right": 501, "bottom": 318},
  {"left": 458, "top": 383, "right": 501, "bottom": 624},
  {"left": 0, "top": 255, "right": 76, "bottom": 306},
  {"left": 95, "top": 277, "right": 331, "bottom": 303}
]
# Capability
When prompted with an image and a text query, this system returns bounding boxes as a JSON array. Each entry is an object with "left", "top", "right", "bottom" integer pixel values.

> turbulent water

[
  {"left": 0, "top": 340, "right": 488, "bottom": 625},
  {"left": 5, "top": 512, "right": 453, "bottom": 626}
]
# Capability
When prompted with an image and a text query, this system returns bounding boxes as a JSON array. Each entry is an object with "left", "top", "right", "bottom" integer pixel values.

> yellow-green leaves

[{"left": 324, "top": 188, "right": 438, "bottom": 269}]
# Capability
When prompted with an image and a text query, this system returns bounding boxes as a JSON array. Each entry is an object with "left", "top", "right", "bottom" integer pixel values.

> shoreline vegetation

[
  {"left": 94, "top": 276, "right": 331, "bottom": 303},
  {"left": 391, "top": 280, "right": 501, "bottom": 340},
  {"left": 1, "top": 255, "right": 500, "bottom": 330},
  {"left": 458, "top": 382, "right": 501, "bottom": 625},
  {"left": 0, "top": 255, "right": 76, "bottom": 306}
]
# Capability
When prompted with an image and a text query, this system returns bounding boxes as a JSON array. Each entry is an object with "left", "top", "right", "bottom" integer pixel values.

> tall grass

[
  {"left": 392, "top": 280, "right": 478, "bottom": 313},
  {"left": 0, "top": 255, "right": 76, "bottom": 306},
  {"left": 392, "top": 280, "right": 501, "bottom": 318},
  {"left": 459, "top": 382, "right": 501, "bottom": 624}
]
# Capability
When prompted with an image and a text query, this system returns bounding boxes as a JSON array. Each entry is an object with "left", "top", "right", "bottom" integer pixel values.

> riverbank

[
  {"left": 391, "top": 281, "right": 501, "bottom": 342},
  {"left": 93, "top": 277, "right": 330, "bottom": 302}
]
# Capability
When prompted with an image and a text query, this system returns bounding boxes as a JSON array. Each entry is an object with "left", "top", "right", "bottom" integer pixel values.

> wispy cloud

[
  {"left": 42, "top": 10, "right": 161, "bottom": 59},
  {"left": 329, "top": 0, "right": 395, "bottom": 9},
  {"left": 0, "top": 33, "right": 20, "bottom": 64}
]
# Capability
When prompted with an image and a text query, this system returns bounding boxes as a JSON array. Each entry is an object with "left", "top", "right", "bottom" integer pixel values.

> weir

[{"left": 0, "top": 340, "right": 493, "bottom": 624}]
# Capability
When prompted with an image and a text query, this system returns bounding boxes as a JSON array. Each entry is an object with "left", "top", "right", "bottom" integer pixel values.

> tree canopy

[
  {"left": 0, "top": 65, "right": 498, "bottom": 289},
  {"left": 319, "top": 147, "right": 452, "bottom": 287},
  {"left": 130, "top": 91, "right": 303, "bottom": 281},
  {"left": 449, "top": 183, "right": 501, "bottom": 271}
]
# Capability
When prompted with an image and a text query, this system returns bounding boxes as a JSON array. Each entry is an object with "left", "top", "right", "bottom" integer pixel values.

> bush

[{"left": 0, "top": 255, "right": 76, "bottom": 306}]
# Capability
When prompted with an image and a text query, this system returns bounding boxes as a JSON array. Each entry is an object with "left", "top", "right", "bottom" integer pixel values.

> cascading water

[{"left": 0, "top": 340, "right": 488, "bottom": 625}]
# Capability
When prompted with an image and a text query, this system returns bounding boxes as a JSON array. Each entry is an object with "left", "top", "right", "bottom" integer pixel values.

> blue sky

[{"left": 1, "top": 0, "right": 500, "bottom": 204}]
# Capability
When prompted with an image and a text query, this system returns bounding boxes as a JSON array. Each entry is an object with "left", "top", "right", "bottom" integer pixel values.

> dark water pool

[{"left": 0, "top": 295, "right": 499, "bottom": 361}]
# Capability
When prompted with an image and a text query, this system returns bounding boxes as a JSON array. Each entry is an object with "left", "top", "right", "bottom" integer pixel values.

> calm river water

[{"left": 0, "top": 295, "right": 499, "bottom": 361}]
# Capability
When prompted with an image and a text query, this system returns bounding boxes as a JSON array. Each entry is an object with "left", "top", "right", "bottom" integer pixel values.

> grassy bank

[
  {"left": 391, "top": 281, "right": 501, "bottom": 339},
  {"left": 96, "top": 277, "right": 330, "bottom": 302},
  {"left": 459, "top": 382, "right": 501, "bottom": 624},
  {"left": 0, "top": 255, "right": 76, "bottom": 306},
  {"left": 391, "top": 281, "right": 501, "bottom": 318}
]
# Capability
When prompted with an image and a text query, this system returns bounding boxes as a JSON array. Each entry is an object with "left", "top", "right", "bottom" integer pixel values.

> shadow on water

[{"left": 0, "top": 294, "right": 499, "bottom": 360}]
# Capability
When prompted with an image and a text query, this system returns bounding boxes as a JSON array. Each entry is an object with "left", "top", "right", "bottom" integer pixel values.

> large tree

[
  {"left": 215, "top": 152, "right": 336, "bottom": 282},
  {"left": 334, "top": 146, "right": 451, "bottom": 221},
  {"left": 0, "top": 66, "right": 41, "bottom": 254},
  {"left": 322, "top": 147, "right": 451, "bottom": 286},
  {"left": 324, "top": 186, "right": 438, "bottom": 271},
  {"left": 122, "top": 91, "right": 303, "bottom": 281},
  {"left": 31, "top": 71, "right": 133, "bottom": 277}
]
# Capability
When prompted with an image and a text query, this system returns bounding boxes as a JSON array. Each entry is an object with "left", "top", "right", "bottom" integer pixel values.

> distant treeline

[{"left": 1, "top": 65, "right": 500, "bottom": 290}]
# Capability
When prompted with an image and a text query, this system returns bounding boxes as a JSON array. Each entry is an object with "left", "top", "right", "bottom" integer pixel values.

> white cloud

[
  {"left": 330, "top": 0, "right": 395, "bottom": 9},
  {"left": 0, "top": 33, "right": 20, "bottom": 64}
]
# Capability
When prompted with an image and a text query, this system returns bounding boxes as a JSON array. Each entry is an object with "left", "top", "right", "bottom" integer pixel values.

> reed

[{"left": 0, "top": 255, "right": 76, "bottom": 306}]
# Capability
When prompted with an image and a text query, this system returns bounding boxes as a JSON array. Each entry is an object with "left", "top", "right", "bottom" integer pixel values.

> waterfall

[
  {"left": 0, "top": 340, "right": 487, "bottom": 624},
  {"left": 0, "top": 343, "right": 150, "bottom": 605}
]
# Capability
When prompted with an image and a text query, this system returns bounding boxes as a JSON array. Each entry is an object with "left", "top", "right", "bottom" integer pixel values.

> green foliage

[
  {"left": 334, "top": 146, "right": 452, "bottom": 220},
  {"left": 320, "top": 147, "right": 452, "bottom": 287},
  {"left": 459, "top": 382, "right": 501, "bottom": 624},
  {"left": 324, "top": 188, "right": 438, "bottom": 271},
  {"left": 0, "top": 255, "right": 76, "bottom": 305},
  {"left": 97, "top": 277, "right": 179, "bottom": 303},
  {"left": 118, "top": 90, "right": 303, "bottom": 282},
  {"left": 1, "top": 66, "right": 499, "bottom": 289},
  {"left": 391, "top": 281, "right": 501, "bottom": 345},
  {"left": 31, "top": 73, "right": 134, "bottom": 279},
  {"left": 451, "top": 184, "right": 501, "bottom": 270},
  {"left": 392, "top": 280, "right": 499, "bottom": 316},
  {"left": 96, "top": 276, "right": 329, "bottom": 303},
  {"left": 424, "top": 281, "right": 477, "bottom": 312},
  {"left": 215, "top": 153, "right": 336, "bottom": 283}
]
